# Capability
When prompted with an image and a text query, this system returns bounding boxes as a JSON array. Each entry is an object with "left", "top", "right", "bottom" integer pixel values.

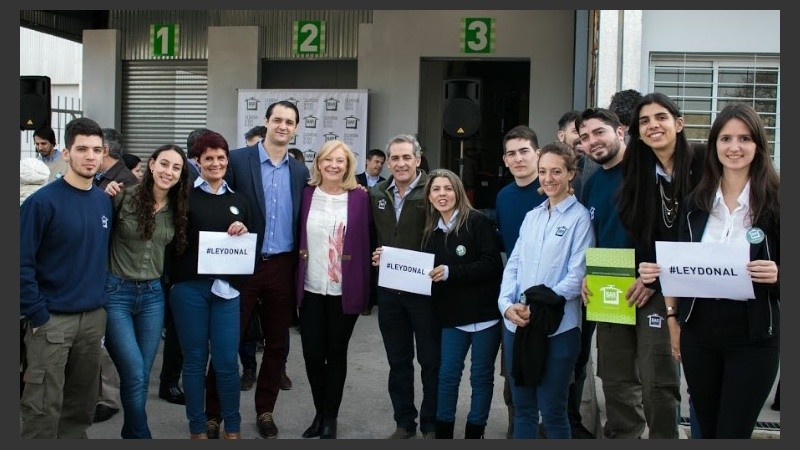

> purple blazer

[{"left": 295, "top": 185, "right": 372, "bottom": 314}]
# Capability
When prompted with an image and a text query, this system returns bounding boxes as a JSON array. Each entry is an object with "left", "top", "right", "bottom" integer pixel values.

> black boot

[
  {"left": 320, "top": 418, "right": 337, "bottom": 439},
  {"left": 465, "top": 421, "right": 485, "bottom": 439},
  {"left": 435, "top": 420, "right": 454, "bottom": 439}
]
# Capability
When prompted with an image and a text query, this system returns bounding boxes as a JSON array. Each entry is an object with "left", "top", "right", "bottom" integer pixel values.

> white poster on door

[{"left": 237, "top": 89, "right": 369, "bottom": 172}]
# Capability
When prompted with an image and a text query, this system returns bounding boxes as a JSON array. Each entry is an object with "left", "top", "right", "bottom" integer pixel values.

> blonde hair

[{"left": 308, "top": 140, "right": 358, "bottom": 190}]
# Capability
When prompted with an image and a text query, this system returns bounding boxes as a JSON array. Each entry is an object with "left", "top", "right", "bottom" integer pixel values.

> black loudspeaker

[
  {"left": 442, "top": 78, "right": 481, "bottom": 139},
  {"left": 20, "top": 76, "right": 51, "bottom": 131}
]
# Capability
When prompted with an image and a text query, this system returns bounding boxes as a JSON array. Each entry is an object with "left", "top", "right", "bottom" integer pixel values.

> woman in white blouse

[{"left": 294, "top": 140, "right": 372, "bottom": 439}]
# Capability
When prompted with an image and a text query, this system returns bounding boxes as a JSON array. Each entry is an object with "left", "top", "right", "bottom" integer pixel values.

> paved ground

[{"left": 83, "top": 308, "right": 780, "bottom": 439}]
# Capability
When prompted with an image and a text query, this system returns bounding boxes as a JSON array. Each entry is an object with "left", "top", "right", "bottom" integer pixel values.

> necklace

[{"left": 658, "top": 178, "right": 678, "bottom": 228}]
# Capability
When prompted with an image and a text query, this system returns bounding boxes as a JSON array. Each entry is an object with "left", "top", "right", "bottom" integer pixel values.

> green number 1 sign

[
  {"left": 151, "top": 24, "right": 179, "bottom": 57},
  {"left": 461, "top": 18, "right": 495, "bottom": 54},
  {"left": 293, "top": 20, "right": 326, "bottom": 55}
]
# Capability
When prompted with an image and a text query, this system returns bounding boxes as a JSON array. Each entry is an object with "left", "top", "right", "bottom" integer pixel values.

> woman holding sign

[
  {"left": 102, "top": 144, "right": 190, "bottom": 438},
  {"left": 421, "top": 169, "right": 503, "bottom": 439},
  {"left": 497, "top": 142, "right": 594, "bottom": 438},
  {"left": 294, "top": 140, "right": 371, "bottom": 439},
  {"left": 639, "top": 103, "right": 779, "bottom": 438},
  {"left": 167, "top": 132, "right": 252, "bottom": 439}
]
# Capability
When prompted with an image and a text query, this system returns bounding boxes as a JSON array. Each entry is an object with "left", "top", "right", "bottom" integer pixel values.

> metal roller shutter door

[{"left": 121, "top": 60, "right": 207, "bottom": 160}]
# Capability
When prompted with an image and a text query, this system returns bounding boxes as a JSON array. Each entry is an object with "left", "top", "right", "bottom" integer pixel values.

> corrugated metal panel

[
  {"left": 110, "top": 10, "right": 371, "bottom": 60},
  {"left": 121, "top": 60, "right": 207, "bottom": 159},
  {"left": 111, "top": 10, "right": 217, "bottom": 60}
]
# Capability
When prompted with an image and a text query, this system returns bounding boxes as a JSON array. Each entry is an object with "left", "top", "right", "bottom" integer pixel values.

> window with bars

[{"left": 648, "top": 54, "right": 780, "bottom": 168}]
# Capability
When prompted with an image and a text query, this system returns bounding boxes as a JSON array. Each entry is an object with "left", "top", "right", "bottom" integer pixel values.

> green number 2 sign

[
  {"left": 294, "top": 20, "right": 326, "bottom": 55},
  {"left": 151, "top": 24, "right": 179, "bottom": 57},
  {"left": 461, "top": 18, "right": 495, "bottom": 54}
]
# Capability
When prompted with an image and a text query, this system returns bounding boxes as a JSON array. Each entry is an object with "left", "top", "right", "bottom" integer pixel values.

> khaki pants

[
  {"left": 596, "top": 293, "right": 680, "bottom": 439},
  {"left": 20, "top": 308, "right": 106, "bottom": 439}
]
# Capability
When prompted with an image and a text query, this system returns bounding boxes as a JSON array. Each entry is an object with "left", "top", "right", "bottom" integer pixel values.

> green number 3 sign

[
  {"left": 294, "top": 20, "right": 326, "bottom": 55},
  {"left": 462, "top": 18, "right": 495, "bottom": 54}
]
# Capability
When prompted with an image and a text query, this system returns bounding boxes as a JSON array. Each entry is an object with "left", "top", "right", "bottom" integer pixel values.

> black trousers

[
  {"left": 681, "top": 300, "right": 779, "bottom": 438},
  {"left": 299, "top": 291, "right": 359, "bottom": 420},
  {"left": 159, "top": 284, "right": 183, "bottom": 387},
  {"left": 567, "top": 304, "right": 597, "bottom": 425}
]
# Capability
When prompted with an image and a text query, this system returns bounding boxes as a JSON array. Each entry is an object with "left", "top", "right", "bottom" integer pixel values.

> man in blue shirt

[
  {"left": 33, "top": 126, "right": 68, "bottom": 182},
  {"left": 20, "top": 117, "right": 112, "bottom": 438}
]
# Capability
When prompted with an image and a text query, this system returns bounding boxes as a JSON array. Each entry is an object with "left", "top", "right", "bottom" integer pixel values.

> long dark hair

[
  {"left": 421, "top": 169, "right": 475, "bottom": 248},
  {"left": 618, "top": 92, "right": 697, "bottom": 245},
  {"left": 692, "top": 103, "right": 779, "bottom": 227},
  {"left": 133, "top": 145, "right": 190, "bottom": 255}
]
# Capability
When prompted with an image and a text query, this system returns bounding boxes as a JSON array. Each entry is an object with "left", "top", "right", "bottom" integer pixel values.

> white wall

[
  {"left": 358, "top": 10, "right": 575, "bottom": 153},
  {"left": 207, "top": 26, "right": 260, "bottom": 142},
  {"left": 82, "top": 29, "right": 121, "bottom": 129},
  {"left": 638, "top": 10, "right": 780, "bottom": 90}
]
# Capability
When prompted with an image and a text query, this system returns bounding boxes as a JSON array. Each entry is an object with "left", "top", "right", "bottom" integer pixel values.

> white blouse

[
  {"left": 701, "top": 181, "right": 752, "bottom": 244},
  {"left": 304, "top": 187, "right": 348, "bottom": 296}
]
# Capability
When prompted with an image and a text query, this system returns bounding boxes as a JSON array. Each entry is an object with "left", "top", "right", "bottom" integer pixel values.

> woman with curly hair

[{"left": 102, "top": 144, "right": 190, "bottom": 438}]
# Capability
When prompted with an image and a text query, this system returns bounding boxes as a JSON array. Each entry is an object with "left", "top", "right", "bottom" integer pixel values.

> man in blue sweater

[
  {"left": 20, "top": 117, "right": 112, "bottom": 438},
  {"left": 494, "top": 124, "right": 546, "bottom": 438}
]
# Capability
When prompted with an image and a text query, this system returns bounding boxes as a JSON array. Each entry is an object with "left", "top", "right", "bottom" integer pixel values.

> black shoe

[
  {"left": 302, "top": 414, "right": 323, "bottom": 438},
  {"left": 159, "top": 385, "right": 186, "bottom": 405},
  {"left": 571, "top": 422, "right": 596, "bottom": 439},
  {"left": 361, "top": 307, "right": 373, "bottom": 316},
  {"left": 771, "top": 399, "right": 780, "bottom": 411},
  {"left": 280, "top": 371, "right": 293, "bottom": 390},
  {"left": 240, "top": 369, "right": 256, "bottom": 391},
  {"left": 320, "top": 418, "right": 337, "bottom": 439},
  {"left": 93, "top": 404, "right": 119, "bottom": 423},
  {"left": 257, "top": 412, "right": 278, "bottom": 439}
]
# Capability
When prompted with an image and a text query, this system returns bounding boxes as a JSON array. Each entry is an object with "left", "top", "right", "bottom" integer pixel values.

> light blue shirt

[
  {"left": 194, "top": 176, "right": 239, "bottom": 300},
  {"left": 388, "top": 170, "right": 423, "bottom": 221},
  {"left": 498, "top": 195, "right": 595, "bottom": 335},
  {"left": 259, "top": 142, "right": 293, "bottom": 255},
  {"left": 38, "top": 149, "right": 61, "bottom": 164}
]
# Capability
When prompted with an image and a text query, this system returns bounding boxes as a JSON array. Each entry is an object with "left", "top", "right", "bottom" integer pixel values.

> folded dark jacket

[{"left": 512, "top": 284, "right": 565, "bottom": 387}]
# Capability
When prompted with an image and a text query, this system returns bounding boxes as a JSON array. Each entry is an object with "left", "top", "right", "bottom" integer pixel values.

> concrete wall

[
  {"left": 207, "top": 26, "right": 261, "bottom": 142},
  {"left": 82, "top": 30, "right": 120, "bottom": 129},
  {"left": 358, "top": 10, "right": 575, "bottom": 155}
]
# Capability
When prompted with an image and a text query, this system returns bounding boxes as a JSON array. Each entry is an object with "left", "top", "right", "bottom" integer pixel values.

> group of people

[{"left": 20, "top": 92, "right": 778, "bottom": 440}]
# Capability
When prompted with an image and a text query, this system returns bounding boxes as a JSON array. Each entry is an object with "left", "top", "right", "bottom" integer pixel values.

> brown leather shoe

[
  {"left": 223, "top": 432, "right": 241, "bottom": 439},
  {"left": 257, "top": 412, "right": 278, "bottom": 439},
  {"left": 190, "top": 433, "right": 208, "bottom": 440}
]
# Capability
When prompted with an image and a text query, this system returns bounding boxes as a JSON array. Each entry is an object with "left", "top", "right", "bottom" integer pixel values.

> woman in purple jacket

[{"left": 295, "top": 140, "right": 371, "bottom": 439}]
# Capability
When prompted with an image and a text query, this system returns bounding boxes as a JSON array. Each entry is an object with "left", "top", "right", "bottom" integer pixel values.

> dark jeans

[
  {"left": 377, "top": 288, "right": 441, "bottom": 434},
  {"left": 681, "top": 300, "right": 779, "bottom": 438},
  {"left": 299, "top": 291, "right": 359, "bottom": 420},
  {"left": 567, "top": 305, "right": 596, "bottom": 426}
]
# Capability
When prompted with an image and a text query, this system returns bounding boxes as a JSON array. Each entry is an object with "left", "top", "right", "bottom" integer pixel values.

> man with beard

[{"left": 578, "top": 108, "right": 652, "bottom": 439}]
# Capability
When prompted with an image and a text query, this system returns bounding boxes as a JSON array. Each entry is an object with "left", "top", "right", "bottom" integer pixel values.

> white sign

[
  {"left": 378, "top": 246, "right": 435, "bottom": 296},
  {"left": 197, "top": 231, "right": 257, "bottom": 275},
  {"left": 655, "top": 241, "right": 754, "bottom": 300},
  {"left": 236, "top": 89, "right": 369, "bottom": 172}
]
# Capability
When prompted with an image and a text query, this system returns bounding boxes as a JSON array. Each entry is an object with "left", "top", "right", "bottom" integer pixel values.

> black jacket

[
  {"left": 512, "top": 285, "right": 565, "bottom": 387},
  {"left": 676, "top": 197, "right": 780, "bottom": 342}
]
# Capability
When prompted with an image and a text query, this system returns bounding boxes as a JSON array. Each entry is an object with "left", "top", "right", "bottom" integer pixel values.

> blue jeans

[
  {"left": 437, "top": 323, "right": 501, "bottom": 425},
  {"left": 170, "top": 279, "right": 241, "bottom": 434},
  {"left": 104, "top": 273, "right": 164, "bottom": 439},
  {"left": 503, "top": 326, "right": 580, "bottom": 439}
]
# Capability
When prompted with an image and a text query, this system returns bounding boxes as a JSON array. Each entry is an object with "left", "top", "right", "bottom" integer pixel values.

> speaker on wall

[
  {"left": 442, "top": 78, "right": 481, "bottom": 139},
  {"left": 20, "top": 75, "right": 51, "bottom": 131}
]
